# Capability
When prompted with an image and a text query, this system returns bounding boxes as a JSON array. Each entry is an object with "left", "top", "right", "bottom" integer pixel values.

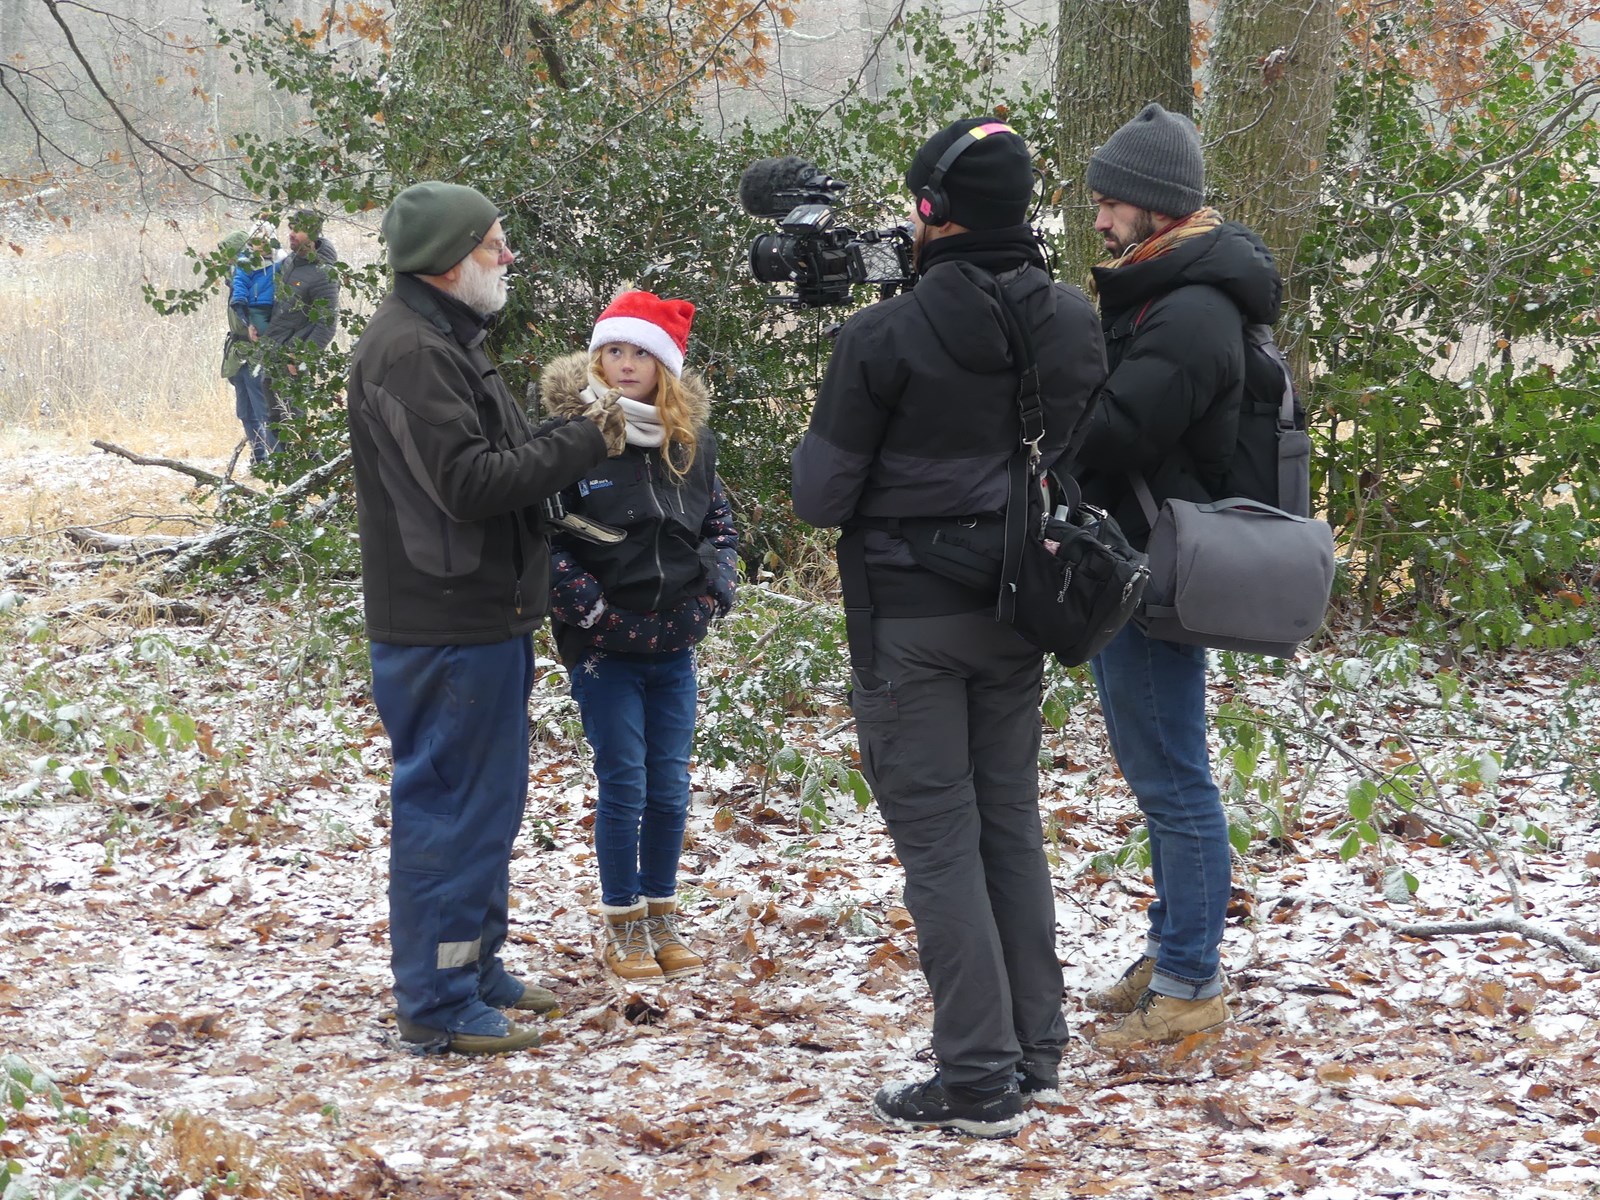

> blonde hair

[{"left": 589, "top": 349, "right": 700, "bottom": 478}]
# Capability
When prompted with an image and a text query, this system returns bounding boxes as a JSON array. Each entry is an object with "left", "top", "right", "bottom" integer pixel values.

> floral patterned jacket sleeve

[
  {"left": 704, "top": 474, "right": 739, "bottom": 617},
  {"left": 548, "top": 536, "right": 608, "bottom": 630}
]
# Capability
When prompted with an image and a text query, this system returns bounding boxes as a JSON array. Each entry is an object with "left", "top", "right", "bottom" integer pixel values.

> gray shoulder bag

[{"left": 1131, "top": 343, "right": 1335, "bottom": 658}]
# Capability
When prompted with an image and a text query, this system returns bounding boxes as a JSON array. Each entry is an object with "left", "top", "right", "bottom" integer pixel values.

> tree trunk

[
  {"left": 396, "top": 0, "right": 533, "bottom": 83},
  {"left": 1053, "top": 0, "right": 1193, "bottom": 288},
  {"left": 1204, "top": 0, "right": 1340, "bottom": 336}
]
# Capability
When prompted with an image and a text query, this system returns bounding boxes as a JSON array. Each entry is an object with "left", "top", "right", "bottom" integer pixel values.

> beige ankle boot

[
  {"left": 601, "top": 902, "right": 663, "bottom": 981},
  {"left": 643, "top": 896, "right": 703, "bottom": 978}
]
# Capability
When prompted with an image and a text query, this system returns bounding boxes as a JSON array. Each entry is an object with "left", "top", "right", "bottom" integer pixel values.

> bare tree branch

[{"left": 40, "top": 0, "right": 232, "bottom": 196}]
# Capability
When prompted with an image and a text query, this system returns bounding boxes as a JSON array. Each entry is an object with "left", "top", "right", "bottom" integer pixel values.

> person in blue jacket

[
  {"left": 538, "top": 290, "right": 739, "bottom": 985},
  {"left": 227, "top": 225, "right": 277, "bottom": 460}
]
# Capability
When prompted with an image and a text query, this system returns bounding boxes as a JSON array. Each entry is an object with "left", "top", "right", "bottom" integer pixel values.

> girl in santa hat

[{"left": 538, "top": 290, "right": 739, "bottom": 983}]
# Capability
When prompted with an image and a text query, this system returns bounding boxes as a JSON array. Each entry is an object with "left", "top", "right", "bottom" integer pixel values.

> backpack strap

[{"left": 1244, "top": 323, "right": 1298, "bottom": 431}]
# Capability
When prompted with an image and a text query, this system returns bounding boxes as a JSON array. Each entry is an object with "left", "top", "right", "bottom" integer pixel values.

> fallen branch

[
  {"left": 53, "top": 592, "right": 209, "bottom": 626},
  {"left": 62, "top": 527, "right": 187, "bottom": 556},
  {"left": 91, "top": 440, "right": 262, "bottom": 498},
  {"left": 155, "top": 450, "right": 352, "bottom": 582},
  {"left": 1267, "top": 890, "right": 1600, "bottom": 970}
]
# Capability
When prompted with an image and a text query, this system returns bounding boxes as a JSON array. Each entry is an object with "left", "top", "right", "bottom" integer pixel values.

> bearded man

[
  {"left": 1074, "top": 104, "right": 1283, "bottom": 1048},
  {"left": 347, "top": 181, "right": 626, "bottom": 1055}
]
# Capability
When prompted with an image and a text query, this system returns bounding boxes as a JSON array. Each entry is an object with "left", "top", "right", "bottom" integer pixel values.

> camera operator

[{"left": 790, "top": 119, "right": 1105, "bottom": 1137}]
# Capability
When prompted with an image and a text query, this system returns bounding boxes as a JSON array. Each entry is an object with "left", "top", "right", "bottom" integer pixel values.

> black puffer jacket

[
  {"left": 791, "top": 231, "right": 1105, "bottom": 616},
  {"left": 1076, "top": 221, "right": 1282, "bottom": 547},
  {"left": 538, "top": 352, "right": 739, "bottom": 668},
  {"left": 347, "top": 276, "right": 608, "bottom": 645}
]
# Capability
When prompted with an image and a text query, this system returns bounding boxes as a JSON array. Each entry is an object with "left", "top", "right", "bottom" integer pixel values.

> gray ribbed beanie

[
  {"left": 382, "top": 182, "right": 501, "bottom": 276},
  {"left": 1086, "top": 103, "right": 1204, "bottom": 217}
]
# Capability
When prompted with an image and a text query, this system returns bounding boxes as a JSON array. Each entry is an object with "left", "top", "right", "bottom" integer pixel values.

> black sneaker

[
  {"left": 871, "top": 1073, "right": 1025, "bottom": 1139},
  {"left": 1017, "top": 1060, "right": 1062, "bottom": 1104}
]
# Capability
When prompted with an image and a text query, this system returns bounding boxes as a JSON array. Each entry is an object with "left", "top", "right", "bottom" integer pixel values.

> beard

[
  {"left": 452, "top": 251, "right": 509, "bottom": 315},
  {"left": 1107, "top": 209, "right": 1161, "bottom": 257}
]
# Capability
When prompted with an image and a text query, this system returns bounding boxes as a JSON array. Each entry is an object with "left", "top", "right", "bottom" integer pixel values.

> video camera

[{"left": 739, "top": 157, "right": 914, "bottom": 309}]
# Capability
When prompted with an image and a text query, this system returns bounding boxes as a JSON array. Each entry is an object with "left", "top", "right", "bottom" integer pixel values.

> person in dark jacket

[
  {"left": 1075, "top": 103, "right": 1284, "bottom": 1049},
  {"left": 347, "top": 181, "right": 627, "bottom": 1056},
  {"left": 792, "top": 119, "right": 1105, "bottom": 1138},
  {"left": 263, "top": 209, "right": 340, "bottom": 446},
  {"left": 538, "top": 291, "right": 738, "bottom": 986}
]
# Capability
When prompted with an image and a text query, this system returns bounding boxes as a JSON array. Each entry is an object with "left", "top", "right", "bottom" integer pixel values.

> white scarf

[{"left": 582, "top": 377, "right": 665, "bottom": 448}]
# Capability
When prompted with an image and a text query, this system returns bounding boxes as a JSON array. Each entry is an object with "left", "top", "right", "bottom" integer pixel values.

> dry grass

[
  {"left": 0, "top": 206, "right": 379, "bottom": 541},
  {"left": 0, "top": 212, "right": 242, "bottom": 453}
]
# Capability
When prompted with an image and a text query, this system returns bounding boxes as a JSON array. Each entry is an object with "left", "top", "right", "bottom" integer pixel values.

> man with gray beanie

[
  {"left": 348, "top": 181, "right": 626, "bottom": 1056},
  {"left": 1075, "top": 103, "right": 1284, "bottom": 1048},
  {"left": 792, "top": 118, "right": 1104, "bottom": 1136}
]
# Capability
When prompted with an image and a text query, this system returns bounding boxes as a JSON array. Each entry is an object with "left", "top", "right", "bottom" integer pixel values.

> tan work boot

[
  {"left": 505, "top": 982, "right": 559, "bottom": 1014},
  {"left": 643, "top": 896, "right": 704, "bottom": 979},
  {"left": 1087, "top": 955, "right": 1155, "bottom": 1014},
  {"left": 1095, "top": 989, "right": 1228, "bottom": 1050},
  {"left": 601, "top": 902, "right": 664, "bottom": 981}
]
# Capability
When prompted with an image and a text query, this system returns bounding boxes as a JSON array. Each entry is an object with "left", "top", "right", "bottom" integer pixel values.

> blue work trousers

[{"left": 371, "top": 637, "right": 535, "bottom": 1035}]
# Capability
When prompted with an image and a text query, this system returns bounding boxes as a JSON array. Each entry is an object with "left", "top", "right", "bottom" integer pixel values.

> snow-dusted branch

[{"left": 1268, "top": 890, "right": 1600, "bottom": 971}]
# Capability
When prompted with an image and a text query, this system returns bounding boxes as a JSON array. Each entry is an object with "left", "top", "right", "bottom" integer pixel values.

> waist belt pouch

[
  {"left": 896, "top": 515, "right": 1005, "bottom": 592},
  {"left": 1139, "top": 497, "right": 1335, "bottom": 658}
]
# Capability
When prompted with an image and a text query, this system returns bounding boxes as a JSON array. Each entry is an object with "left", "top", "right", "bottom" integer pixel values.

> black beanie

[
  {"left": 1086, "top": 103, "right": 1205, "bottom": 217},
  {"left": 905, "top": 118, "right": 1035, "bottom": 230},
  {"left": 382, "top": 182, "right": 501, "bottom": 277}
]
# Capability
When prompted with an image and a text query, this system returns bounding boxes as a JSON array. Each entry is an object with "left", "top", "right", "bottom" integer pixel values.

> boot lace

[
  {"left": 647, "top": 910, "right": 688, "bottom": 950},
  {"left": 609, "top": 917, "right": 655, "bottom": 959}
]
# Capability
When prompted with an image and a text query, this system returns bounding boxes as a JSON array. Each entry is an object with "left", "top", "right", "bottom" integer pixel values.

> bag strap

[
  {"left": 836, "top": 526, "right": 883, "bottom": 688},
  {"left": 1130, "top": 471, "right": 1161, "bottom": 529},
  {"left": 978, "top": 274, "right": 1045, "bottom": 626}
]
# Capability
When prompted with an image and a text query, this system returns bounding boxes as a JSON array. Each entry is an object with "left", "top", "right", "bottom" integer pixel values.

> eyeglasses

[{"left": 477, "top": 236, "right": 513, "bottom": 260}]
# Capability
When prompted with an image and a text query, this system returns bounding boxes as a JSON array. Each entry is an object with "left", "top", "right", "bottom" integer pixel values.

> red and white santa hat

[{"left": 588, "top": 290, "right": 695, "bottom": 379}]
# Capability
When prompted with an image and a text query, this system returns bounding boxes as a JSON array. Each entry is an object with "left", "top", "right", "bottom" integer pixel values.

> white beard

[{"left": 452, "top": 251, "right": 509, "bottom": 315}]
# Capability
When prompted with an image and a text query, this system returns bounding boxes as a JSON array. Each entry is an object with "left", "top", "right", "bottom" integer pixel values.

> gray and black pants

[{"left": 850, "top": 609, "right": 1068, "bottom": 1090}]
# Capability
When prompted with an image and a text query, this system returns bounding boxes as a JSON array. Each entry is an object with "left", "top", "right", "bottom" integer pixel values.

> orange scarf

[{"left": 1101, "top": 207, "right": 1223, "bottom": 271}]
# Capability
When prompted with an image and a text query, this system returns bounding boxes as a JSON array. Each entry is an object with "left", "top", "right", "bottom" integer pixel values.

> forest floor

[{"left": 2, "top": 437, "right": 1599, "bottom": 1200}]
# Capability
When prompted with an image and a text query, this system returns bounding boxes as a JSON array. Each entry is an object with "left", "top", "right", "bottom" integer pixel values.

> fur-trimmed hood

[{"left": 538, "top": 351, "right": 711, "bottom": 426}]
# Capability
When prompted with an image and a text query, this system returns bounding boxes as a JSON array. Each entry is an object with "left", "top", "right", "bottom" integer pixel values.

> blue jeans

[
  {"left": 570, "top": 649, "right": 697, "bottom": 907},
  {"left": 371, "top": 637, "right": 535, "bottom": 1037},
  {"left": 1090, "top": 622, "right": 1229, "bottom": 1000},
  {"left": 229, "top": 366, "right": 275, "bottom": 461}
]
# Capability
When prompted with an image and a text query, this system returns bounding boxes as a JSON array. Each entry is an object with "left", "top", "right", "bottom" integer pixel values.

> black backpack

[
  {"left": 1225, "top": 324, "right": 1311, "bottom": 517},
  {"left": 1114, "top": 301, "right": 1312, "bottom": 518}
]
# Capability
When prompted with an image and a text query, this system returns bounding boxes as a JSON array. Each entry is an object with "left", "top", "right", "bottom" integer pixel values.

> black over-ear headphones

[{"left": 915, "top": 121, "right": 1021, "bottom": 227}]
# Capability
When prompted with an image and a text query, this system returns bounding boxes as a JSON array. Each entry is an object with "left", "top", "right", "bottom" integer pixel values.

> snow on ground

[{"left": 1, "top": 453, "right": 1598, "bottom": 1199}]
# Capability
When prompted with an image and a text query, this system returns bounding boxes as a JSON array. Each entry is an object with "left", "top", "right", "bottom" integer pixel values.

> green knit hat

[
  {"left": 219, "top": 230, "right": 249, "bottom": 259},
  {"left": 382, "top": 182, "right": 501, "bottom": 276}
]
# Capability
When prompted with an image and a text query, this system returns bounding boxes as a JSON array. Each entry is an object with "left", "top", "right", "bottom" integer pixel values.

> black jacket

[
  {"left": 1076, "top": 221, "right": 1282, "bottom": 547},
  {"left": 347, "top": 276, "right": 608, "bottom": 645},
  {"left": 791, "top": 233, "right": 1105, "bottom": 616},
  {"left": 537, "top": 352, "right": 740, "bottom": 667}
]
